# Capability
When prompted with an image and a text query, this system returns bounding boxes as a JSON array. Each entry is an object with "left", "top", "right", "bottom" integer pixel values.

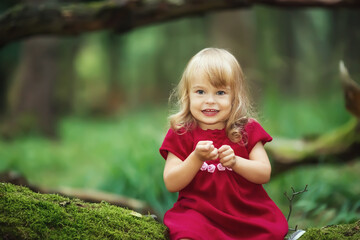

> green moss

[
  {"left": 2, "top": 182, "right": 358, "bottom": 240},
  {"left": 0, "top": 183, "right": 168, "bottom": 239},
  {"left": 301, "top": 220, "right": 360, "bottom": 240}
]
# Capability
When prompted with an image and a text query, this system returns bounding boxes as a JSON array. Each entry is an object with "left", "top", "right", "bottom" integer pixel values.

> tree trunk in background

[
  {"left": 104, "top": 33, "right": 124, "bottom": 115},
  {"left": 275, "top": 10, "right": 297, "bottom": 95},
  {"left": 208, "top": 9, "right": 258, "bottom": 99},
  {"left": 340, "top": 11, "right": 360, "bottom": 81},
  {"left": 3, "top": 0, "right": 59, "bottom": 138},
  {"left": 209, "top": 9, "right": 255, "bottom": 66},
  {"left": 0, "top": 44, "right": 19, "bottom": 119},
  {"left": 55, "top": 39, "right": 79, "bottom": 116},
  {"left": 0, "top": 70, "right": 7, "bottom": 116},
  {"left": 10, "top": 37, "right": 59, "bottom": 137},
  {"left": 160, "top": 17, "right": 209, "bottom": 102}
]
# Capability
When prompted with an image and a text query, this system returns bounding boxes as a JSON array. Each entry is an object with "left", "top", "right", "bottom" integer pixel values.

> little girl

[{"left": 159, "top": 48, "right": 288, "bottom": 240}]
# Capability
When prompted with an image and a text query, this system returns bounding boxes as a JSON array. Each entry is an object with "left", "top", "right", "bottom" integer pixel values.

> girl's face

[{"left": 189, "top": 76, "right": 232, "bottom": 130}]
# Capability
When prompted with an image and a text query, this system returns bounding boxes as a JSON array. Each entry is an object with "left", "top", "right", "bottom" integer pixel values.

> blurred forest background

[{"left": 0, "top": 0, "right": 359, "bottom": 230}]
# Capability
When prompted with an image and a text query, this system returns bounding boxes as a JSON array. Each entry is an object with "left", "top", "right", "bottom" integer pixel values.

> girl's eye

[
  {"left": 216, "top": 91, "right": 226, "bottom": 95},
  {"left": 196, "top": 90, "right": 205, "bottom": 95}
]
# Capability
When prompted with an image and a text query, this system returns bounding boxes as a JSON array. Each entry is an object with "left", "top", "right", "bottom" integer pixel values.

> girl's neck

[{"left": 197, "top": 122, "right": 226, "bottom": 131}]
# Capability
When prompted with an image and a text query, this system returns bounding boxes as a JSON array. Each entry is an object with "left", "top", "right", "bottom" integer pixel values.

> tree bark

[{"left": 1, "top": 0, "right": 360, "bottom": 48}]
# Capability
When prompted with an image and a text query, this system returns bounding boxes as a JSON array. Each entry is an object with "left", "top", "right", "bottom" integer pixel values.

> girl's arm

[
  {"left": 163, "top": 141, "right": 218, "bottom": 192},
  {"left": 219, "top": 142, "right": 271, "bottom": 184}
]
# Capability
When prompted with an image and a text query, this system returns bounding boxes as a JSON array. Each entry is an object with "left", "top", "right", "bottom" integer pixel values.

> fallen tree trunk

[
  {"left": 48, "top": 186, "right": 154, "bottom": 215},
  {"left": 1, "top": 0, "right": 360, "bottom": 48},
  {"left": 1, "top": 183, "right": 359, "bottom": 240},
  {"left": 0, "top": 170, "right": 154, "bottom": 216},
  {"left": 301, "top": 220, "right": 360, "bottom": 240},
  {"left": 0, "top": 183, "right": 168, "bottom": 240},
  {"left": 268, "top": 62, "right": 360, "bottom": 176},
  {"left": 268, "top": 118, "right": 360, "bottom": 176}
]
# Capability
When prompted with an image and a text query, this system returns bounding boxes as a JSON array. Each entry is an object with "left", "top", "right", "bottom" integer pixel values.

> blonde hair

[{"left": 169, "top": 48, "right": 253, "bottom": 143}]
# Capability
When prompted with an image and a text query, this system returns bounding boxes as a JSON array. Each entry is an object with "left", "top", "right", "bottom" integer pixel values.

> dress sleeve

[
  {"left": 245, "top": 119, "right": 273, "bottom": 153},
  {"left": 159, "top": 128, "right": 194, "bottom": 161}
]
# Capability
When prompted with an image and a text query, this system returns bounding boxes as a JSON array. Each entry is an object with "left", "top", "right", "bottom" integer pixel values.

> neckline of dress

[{"left": 196, "top": 126, "right": 226, "bottom": 134}]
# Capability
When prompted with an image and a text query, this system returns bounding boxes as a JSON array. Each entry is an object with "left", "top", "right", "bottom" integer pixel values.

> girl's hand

[
  {"left": 194, "top": 141, "right": 218, "bottom": 162},
  {"left": 218, "top": 145, "right": 236, "bottom": 168}
]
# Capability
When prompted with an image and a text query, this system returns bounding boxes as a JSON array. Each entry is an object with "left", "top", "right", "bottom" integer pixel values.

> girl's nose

[{"left": 205, "top": 94, "right": 215, "bottom": 104}]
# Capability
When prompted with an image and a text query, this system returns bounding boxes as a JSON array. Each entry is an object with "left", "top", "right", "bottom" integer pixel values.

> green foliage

[
  {"left": 267, "top": 162, "right": 360, "bottom": 229},
  {"left": 0, "top": 107, "right": 177, "bottom": 215},
  {"left": 0, "top": 183, "right": 168, "bottom": 240},
  {"left": 75, "top": 32, "right": 111, "bottom": 82},
  {"left": 259, "top": 86, "right": 351, "bottom": 139}
]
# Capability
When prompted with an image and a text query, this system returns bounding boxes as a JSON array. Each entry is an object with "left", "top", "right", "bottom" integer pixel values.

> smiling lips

[{"left": 202, "top": 109, "right": 219, "bottom": 116}]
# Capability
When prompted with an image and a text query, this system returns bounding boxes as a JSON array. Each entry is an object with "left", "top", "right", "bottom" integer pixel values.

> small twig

[{"left": 284, "top": 185, "right": 308, "bottom": 231}]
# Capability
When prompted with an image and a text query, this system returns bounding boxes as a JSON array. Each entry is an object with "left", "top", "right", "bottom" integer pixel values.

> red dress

[{"left": 159, "top": 120, "right": 288, "bottom": 240}]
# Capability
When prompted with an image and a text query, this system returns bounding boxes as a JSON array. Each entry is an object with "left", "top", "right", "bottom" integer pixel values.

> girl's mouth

[{"left": 202, "top": 109, "right": 219, "bottom": 116}]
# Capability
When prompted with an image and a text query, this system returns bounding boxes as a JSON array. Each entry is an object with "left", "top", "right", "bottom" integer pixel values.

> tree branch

[
  {"left": 256, "top": 0, "right": 360, "bottom": 8},
  {"left": 284, "top": 185, "right": 308, "bottom": 226},
  {"left": 0, "top": 0, "right": 249, "bottom": 47},
  {"left": 268, "top": 119, "right": 360, "bottom": 176},
  {"left": 1, "top": 0, "right": 360, "bottom": 47}
]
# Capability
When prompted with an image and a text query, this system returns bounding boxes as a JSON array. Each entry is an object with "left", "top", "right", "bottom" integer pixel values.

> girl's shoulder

[
  {"left": 244, "top": 118, "right": 262, "bottom": 130},
  {"left": 246, "top": 117, "right": 258, "bottom": 124},
  {"left": 244, "top": 118, "right": 272, "bottom": 152},
  {"left": 160, "top": 127, "right": 195, "bottom": 161}
]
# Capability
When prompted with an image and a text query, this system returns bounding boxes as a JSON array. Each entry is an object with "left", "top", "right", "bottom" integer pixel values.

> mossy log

[
  {"left": 1, "top": 0, "right": 360, "bottom": 48},
  {"left": 300, "top": 221, "right": 360, "bottom": 240},
  {"left": 0, "top": 171, "right": 155, "bottom": 216},
  {"left": 268, "top": 62, "right": 360, "bottom": 176},
  {"left": 268, "top": 118, "right": 360, "bottom": 175},
  {"left": 0, "top": 183, "right": 168, "bottom": 240},
  {"left": 1, "top": 183, "right": 359, "bottom": 239}
]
